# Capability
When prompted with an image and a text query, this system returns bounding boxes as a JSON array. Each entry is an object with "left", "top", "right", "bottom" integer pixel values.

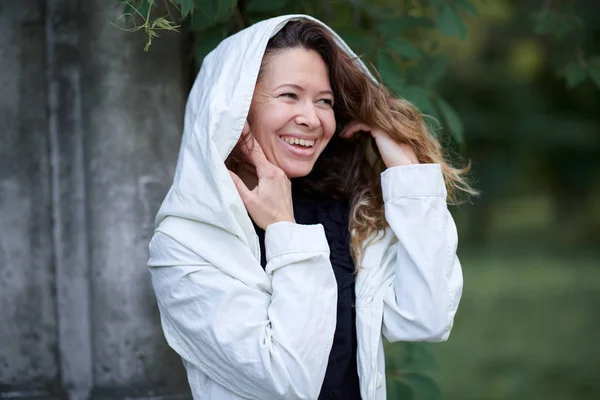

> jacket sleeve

[
  {"left": 148, "top": 221, "right": 337, "bottom": 400},
  {"left": 379, "top": 163, "right": 463, "bottom": 342}
]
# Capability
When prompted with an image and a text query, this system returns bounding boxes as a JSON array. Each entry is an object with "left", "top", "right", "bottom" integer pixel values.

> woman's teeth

[{"left": 281, "top": 137, "right": 315, "bottom": 147}]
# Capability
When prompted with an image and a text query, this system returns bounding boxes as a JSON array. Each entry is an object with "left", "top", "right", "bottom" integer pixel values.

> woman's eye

[
  {"left": 281, "top": 93, "right": 297, "bottom": 99},
  {"left": 319, "top": 99, "right": 334, "bottom": 106}
]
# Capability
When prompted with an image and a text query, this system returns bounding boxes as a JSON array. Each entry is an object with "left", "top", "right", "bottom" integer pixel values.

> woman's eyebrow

[{"left": 274, "top": 83, "right": 333, "bottom": 96}]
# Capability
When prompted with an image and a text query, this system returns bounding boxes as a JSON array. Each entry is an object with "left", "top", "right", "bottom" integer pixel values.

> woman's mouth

[
  {"left": 280, "top": 136, "right": 315, "bottom": 148},
  {"left": 279, "top": 136, "right": 317, "bottom": 157}
]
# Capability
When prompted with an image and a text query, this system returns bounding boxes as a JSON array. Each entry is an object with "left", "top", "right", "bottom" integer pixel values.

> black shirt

[{"left": 253, "top": 188, "right": 362, "bottom": 400}]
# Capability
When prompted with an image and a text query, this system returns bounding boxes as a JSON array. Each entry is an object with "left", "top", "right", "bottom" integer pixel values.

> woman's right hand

[{"left": 228, "top": 126, "right": 295, "bottom": 230}]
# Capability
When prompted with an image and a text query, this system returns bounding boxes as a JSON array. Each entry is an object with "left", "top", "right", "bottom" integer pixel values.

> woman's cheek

[{"left": 323, "top": 115, "right": 337, "bottom": 141}]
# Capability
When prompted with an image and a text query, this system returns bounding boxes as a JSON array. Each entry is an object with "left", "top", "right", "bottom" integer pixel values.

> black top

[{"left": 253, "top": 187, "right": 362, "bottom": 400}]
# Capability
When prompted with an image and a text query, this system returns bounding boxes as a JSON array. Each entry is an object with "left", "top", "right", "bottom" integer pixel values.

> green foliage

[
  {"left": 531, "top": 7, "right": 583, "bottom": 38},
  {"left": 188, "top": 0, "right": 237, "bottom": 31},
  {"left": 376, "top": 16, "right": 433, "bottom": 38},
  {"left": 530, "top": 1, "right": 600, "bottom": 89},
  {"left": 246, "top": 0, "right": 288, "bottom": 14},
  {"left": 386, "top": 342, "right": 441, "bottom": 399},
  {"left": 169, "top": 0, "right": 194, "bottom": 18},
  {"left": 437, "top": 97, "right": 464, "bottom": 144},
  {"left": 114, "top": 0, "right": 597, "bottom": 145},
  {"left": 387, "top": 38, "right": 423, "bottom": 59},
  {"left": 588, "top": 57, "right": 600, "bottom": 87},
  {"left": 114, "top": 0, "right": 180, "bottom": 51},
  {"left": 436, "top": 4, "right": 467, "bottom": 40},
  {"left": 564, "top": 62, "right": 587, "bottom": 88},
  {"left": 561, "top": 57, "right": 600, "bottom": 89},
  {"left": 114, "top": 0, "right": 489, "bottom": 145}
]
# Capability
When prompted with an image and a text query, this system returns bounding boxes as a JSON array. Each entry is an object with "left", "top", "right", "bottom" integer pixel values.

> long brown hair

[{"left": 227, "top": 20, "right": 476, "bottom": 269}]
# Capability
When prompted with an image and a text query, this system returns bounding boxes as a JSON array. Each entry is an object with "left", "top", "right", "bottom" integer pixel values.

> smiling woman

[
  {"left": 244, "top": 47, "right": 336, "bottom": 179},
  {"left": 148, "top": 15, "right": 473, "bottom": 400}
]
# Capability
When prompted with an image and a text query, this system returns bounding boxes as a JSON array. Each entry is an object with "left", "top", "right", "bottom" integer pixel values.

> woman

[{"left": 148, "top": 14, "right": 472, "bottom": 400}]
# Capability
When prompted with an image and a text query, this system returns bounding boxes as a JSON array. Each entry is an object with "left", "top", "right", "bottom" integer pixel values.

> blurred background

[
  {"left": 1, "top": 0, "right": 598, "bottom": 399},
  {"left": 423, "top": 2, "right": 600, "bottom": 399}
]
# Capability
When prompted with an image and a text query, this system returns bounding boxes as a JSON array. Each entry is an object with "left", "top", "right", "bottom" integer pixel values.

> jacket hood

[{"left": 154, "top": 14, "right": 374, "bottom": 263}]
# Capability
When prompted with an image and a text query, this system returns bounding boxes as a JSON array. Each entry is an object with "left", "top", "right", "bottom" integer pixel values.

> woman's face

[{"left": 248, "top": 47, "right": 336, "bottom": 178}]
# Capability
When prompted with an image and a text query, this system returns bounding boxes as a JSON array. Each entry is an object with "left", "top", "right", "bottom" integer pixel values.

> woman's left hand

[{"left": 340, "top": 122, "right": 419, "bottom": 168}]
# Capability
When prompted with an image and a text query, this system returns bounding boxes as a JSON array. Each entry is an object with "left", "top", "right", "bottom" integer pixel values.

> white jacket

[{"left": 148, "top": 14, "right": 463, "bottom": 400}]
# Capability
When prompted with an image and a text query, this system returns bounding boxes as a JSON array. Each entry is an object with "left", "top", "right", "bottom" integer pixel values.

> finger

[
  {"left": 369, "top": 128, "right": 388, "bottom": 140},
  {"left": 228, "top": 170, "right": 253, "bottom": 202},
  {"left": 339, "top": 121, "right": 357, "bottom": 137},
  {"left": 241, "top": 136, "right": 271, "bottom": 173},
  {"left": 341, "top": 122, "right": 371, "bottom": 138}
]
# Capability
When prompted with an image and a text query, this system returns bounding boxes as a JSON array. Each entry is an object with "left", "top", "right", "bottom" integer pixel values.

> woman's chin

[{"left": 280, "top": 163, "right": 314, "bottom": 179}]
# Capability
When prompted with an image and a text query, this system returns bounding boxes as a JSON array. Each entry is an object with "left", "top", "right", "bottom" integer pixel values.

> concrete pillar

[
  {"left": 0, "top": 0, "right": 61, "bottom": 398},
  {"left": 46, "top": 0, "right": 92, "bottom": 399},
  {"left": 0, "top": 0, "right": 191, "bottom": 397},
  {"left": 79, "top": 1, "right": 190, "bottom": 398}
]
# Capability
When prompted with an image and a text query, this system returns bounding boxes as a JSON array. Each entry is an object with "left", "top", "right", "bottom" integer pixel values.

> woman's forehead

[{"left": 260, "top": 48, "right": 331, "bottom": 88}]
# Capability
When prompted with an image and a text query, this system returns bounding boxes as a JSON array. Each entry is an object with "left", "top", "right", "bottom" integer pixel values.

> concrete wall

[
  {"left": 0, "top": 1, "right": 191, "bottom": 398},
  {"left": 0, "top": 2, "right": 59, "bottom": 397}
]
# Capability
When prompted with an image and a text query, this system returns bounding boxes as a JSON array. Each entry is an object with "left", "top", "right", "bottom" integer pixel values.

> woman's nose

[{"left": 294, "top": 103, "right": 320, "bottom": 129}]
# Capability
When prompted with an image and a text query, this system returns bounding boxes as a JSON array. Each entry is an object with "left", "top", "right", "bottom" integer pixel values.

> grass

[{"left": 425, "top": 248, "right": 600, "bottom": 400}]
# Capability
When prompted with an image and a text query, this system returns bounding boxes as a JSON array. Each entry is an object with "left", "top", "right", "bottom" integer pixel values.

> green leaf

[
  {"left": 194, "top": 24, "right": 229, "bottom": 65},
  {"left": 437, "top": 97, "right": 464, "bottom": 144},
  {"left": 376, "top": 17, "right": 433, "bottom": 38},
  {"left": 555, "top": 16, "right": 572, "bottom": 39},
  {"left": 588, "top": 57, "right": 600, "bottom": 88},
  {"left": 246, "top": 0, "right": 286, "bottom": 13},
  {"left": 339, "top": 31, "right": 377, "bottom": 56},
  {"left": 387, "top": 379, "right": 414, "bottom": 400},
  {"left": 402, "top": 85, "right": 435, "bottom": 116},
  {"left": 386, "top": 38, "right": 422, "bottom": 59},
  {"left": 189, "top": 0, "right": 236, "bottom": 30},
  {"left": 589, "top": 67, "right": 600, "bottom": 88},
  {"left": 120, "top": 0, "right": 153, "bottom": 25},
  {"left": 151, "top": 17, "right": 180, "bottom": 31},
  {"left": 376, "top": 50, "right": 404, "bottom": 95},
  {"left": 437, "top": 4, "right": 467, "bottom": 40},
  {"left": 401, "top": 373, "right": 441, "bottom": 400},
  {"left": 423, "top": 55, "right": 448, "bottom": 86},
  {"left": 532, "top": 9, "right": 557, "bottom": 35},
  {"left": 563, "top": 62, "right": 586, "bottom": 88},
  {"left": 456, "top": 0, "right": 478, "bottom": 16},
  {"left": 399, "top": 342, "right": 438, "bottom": 372},
  {"left": 406, "top": 56, "right": 447, "bottom": 88},
  {"left": 355, "top": 2, "right": 389, "bottom": 19},
  {"left": 569, "top": 15, "right": 584, "bottom": 29},
  {"left": 180, "top": 0, "right": 194, "bottom": 18},
  {"left": 552, "top": 15, "right": 584, "bottom": 39},
  {"left": 328, "top": 4, "right": 356, "bottom": 30}
]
